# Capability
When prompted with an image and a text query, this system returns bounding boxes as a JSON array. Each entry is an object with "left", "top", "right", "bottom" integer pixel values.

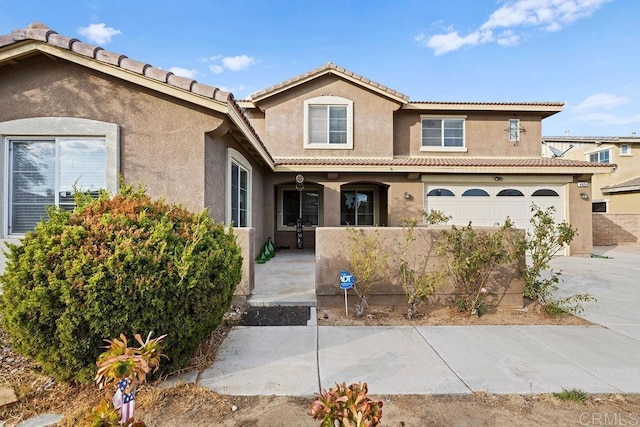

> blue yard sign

[
  {"left": 339, "top": 270, "right": 355, "bottom": 316},
  {"left": 340, "top": 270, "right": 355, "bottom": 290}
]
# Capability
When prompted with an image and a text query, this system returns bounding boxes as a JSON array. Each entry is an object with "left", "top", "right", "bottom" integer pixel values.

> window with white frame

[
  {"left": 620, "top": 144, "right": 632, "bottom": 156},
  {"left": 7, "top": 138, "right": 106, "bottom": 233},
  {"left": 1, "top": 117, "right": 119, "bottom": 236},
  {"left": 421, "top": 116, "right": 465, "bottom": 150},
  {"left": 508, "top": 119, "right": 520, "bottom": 142},
  {"left": 303, "top": 96, "right": 353, "bottom": 149},
  {"left": 588, "top": 149, "right": 610, "bottom": 164},
  {"left": 227, "top": 148, "right": 252, "bottom": 227}
]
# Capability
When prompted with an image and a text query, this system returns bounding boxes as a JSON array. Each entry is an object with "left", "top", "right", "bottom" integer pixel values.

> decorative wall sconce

[
  {"left": 580, "top": 192, "right": 589, "bottom": 200},
  {"left": 404, "top": 191, "right": 412, "bottom": 200}
]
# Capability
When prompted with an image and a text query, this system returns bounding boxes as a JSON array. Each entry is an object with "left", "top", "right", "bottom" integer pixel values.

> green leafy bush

[
  {"left": 438, "top": 220, "right": 520, "bottom": 316},
  {"left": 0, "top": 185, "right": 242, "bottom": 382},
  {"left": 515, "top": 205, "right": 595, "bottom": 315}
]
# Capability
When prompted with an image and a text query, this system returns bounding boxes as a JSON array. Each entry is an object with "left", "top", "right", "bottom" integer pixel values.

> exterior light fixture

[
  {"left": 404, "top": 192, "right": 411, "bottom": 200},
  {"left": 494, "top": 176, "right": 504, "bottom": 181},
  {"left": 580, "top": 192, "right": 589, "bottom": 200}
]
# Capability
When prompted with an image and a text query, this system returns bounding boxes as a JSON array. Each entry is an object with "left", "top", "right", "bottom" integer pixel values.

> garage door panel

[{"left": 425, "top": 184, "right": 565, "bottom": 234}]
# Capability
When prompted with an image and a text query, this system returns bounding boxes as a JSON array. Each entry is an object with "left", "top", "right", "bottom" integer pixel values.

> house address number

[{"left": 577, "top": 182, "right": 589, "bottom": 187}]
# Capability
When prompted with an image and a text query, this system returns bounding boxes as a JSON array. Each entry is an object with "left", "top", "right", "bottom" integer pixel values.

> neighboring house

[
  {"left": 0, "top": 23, "right": 613, "bottom": 296},
  {"left": 542, "top": 135, "right": 639, "bottom": 213}
]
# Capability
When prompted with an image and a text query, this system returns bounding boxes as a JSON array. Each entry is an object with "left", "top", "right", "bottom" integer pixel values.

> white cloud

[
  {"left": 209, "top": 64, "right": 224, "bottom": 74},
  {"left": 168, "top": 67, "right": 198, "bottom": 79},
  {"left": 574, "top": 93, "right": 630, "bottom": 111},
  {"left": 77, "top": 23, "right": 121, "bottom": 45},
  {"left": 221, "top": 55, "right": 256, "bottom": 71},
  {"left": 574, "top": 112, "right": 640, "bottom": 126},
  {"left": 419, "top": 0, "right": 611, "bottom": 55}
]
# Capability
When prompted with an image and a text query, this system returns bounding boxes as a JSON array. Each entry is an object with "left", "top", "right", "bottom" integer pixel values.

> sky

[{"left": 1, "top": 0, "right": 638, "bottom": 137}]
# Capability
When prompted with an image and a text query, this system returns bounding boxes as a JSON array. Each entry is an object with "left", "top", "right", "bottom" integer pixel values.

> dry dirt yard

[{"left": 2, "top": 304, "right": 640, "bottom": 426}]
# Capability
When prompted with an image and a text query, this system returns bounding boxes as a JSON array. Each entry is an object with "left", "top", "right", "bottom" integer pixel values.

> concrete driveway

[{"left": 550, "top": 245, "right": 640, "bottom": 341}]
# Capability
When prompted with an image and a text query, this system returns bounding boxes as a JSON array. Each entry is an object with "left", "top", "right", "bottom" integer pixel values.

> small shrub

[
  {"left": 423, "top": 209, "right": 451, "bottom": 225},
  {"left": 345, "top": 227, "right": 389, "bottom": 318},
  {"left": 515, "top": 205, "right": 595, "bottom": 314},
  {"left": 553, "top": 388, "right": 589, "bottom": 403},
  {"left": 0, "top": 184, "right": 242, "bottom": 382},
  {"left": 438, "top": 220, "right": 519, "bottom": 316},
  {"left": 308, "top": 381, "right": 383, "bottom": 427},
  {"left": 398, "top": 218, "right": 445, "bottom": 319}
]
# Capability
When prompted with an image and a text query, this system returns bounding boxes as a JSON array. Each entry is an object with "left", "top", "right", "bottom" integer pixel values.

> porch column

[{"left": 322, "top": 181, "right": 342, "bottom": 226}]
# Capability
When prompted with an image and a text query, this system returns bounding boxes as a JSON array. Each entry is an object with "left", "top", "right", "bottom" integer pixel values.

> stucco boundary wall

[
  {"left": 315, "top": 226, "right": 524, "bottom": 310},
  {"left": 592, "top": 214, "right": 640, "bottom": 246},
  {"left": 231, "top": 227, "right": 254, "bottom": 304}
]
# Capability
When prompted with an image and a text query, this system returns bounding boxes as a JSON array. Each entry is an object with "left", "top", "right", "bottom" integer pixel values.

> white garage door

[{"left": 424, "top": 185, "right": 565, "bottom": 233}]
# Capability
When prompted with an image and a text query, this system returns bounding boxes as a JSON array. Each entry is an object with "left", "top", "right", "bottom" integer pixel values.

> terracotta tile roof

[
  {"left": 412, "top": 101, "right": 564, "bottom": 107},
  {"left": 250, "top": 62, "right": 409, "bottom": 103},
  {"left": 1, "top": 23, "right": 230, "bottom": 102},
  {"left": 1, "top": 22, "right": 274, "bottom": 167},
  {"left": 273, "top": 157, "right": 613, "bottom": 168},
  {"left": 602, "top": 176, "right": 640, "bottom": 193}
]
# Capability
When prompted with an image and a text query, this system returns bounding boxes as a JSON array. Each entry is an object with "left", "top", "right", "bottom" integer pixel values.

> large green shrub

[{"left": 0, "top": 185, "right": 242, "bottom": 382}]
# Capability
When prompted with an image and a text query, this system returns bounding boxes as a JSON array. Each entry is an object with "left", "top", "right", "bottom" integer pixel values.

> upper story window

[
  {"left": 587, "top": 149, "right": 610, "bottom": 164},
  {"left": 421, "top": 116, "right": 466, "bottom": 152},
  {"left": 620, "top": 144, "right": 632, "bottom": 156},
  {"left": 508, "top": 119, "right": 521, "bottom": 142},
  {"left": 303, "top": 96, "right": 353, "bottom": 149},
  {"left": 226, "top": 148, "right": 252, "bottom": 227}
]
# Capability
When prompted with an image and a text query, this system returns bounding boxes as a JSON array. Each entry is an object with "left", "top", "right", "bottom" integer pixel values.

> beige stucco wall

[
  {"left": 0, "top": 54, "right": 270, "bottom": 238},
  {"left": 316, "top": 227, "right": 524, "bottom": 309},
  {"left": 0, "top": 54, "right": 226, "bottom": 213},
  {"left": 256, "top": 74, "right": 401, "bottom": 158},
  {"left": 232, "top": 227, "right": 255, "bottom": 302},
  {"left": 566, "top": 177, "right": 594, "bottom": 256},
  {"left": 394, "top": 111, "right": 543, "bottom": 157},
  {"left": 554, "top": 141, "right": 636, "bottom": 213}
]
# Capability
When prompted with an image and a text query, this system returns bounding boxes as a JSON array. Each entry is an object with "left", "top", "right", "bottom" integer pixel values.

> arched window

[
  {"left": 427, "top": 188, "right": 455, "bottom": 196},
  {"left": 497, "top": 189, "right": 524, "bottom": 196},
  {"left": 532, "top": 189, "right": 559, "bottom": 196},
  {"left": 462, "top": 188, "right": 489, "bottom": 196}
]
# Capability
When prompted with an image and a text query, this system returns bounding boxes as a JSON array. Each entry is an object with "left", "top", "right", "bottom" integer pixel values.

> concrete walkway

[{"left": 194, "top": 245, "right": 640, "bottom": 396}]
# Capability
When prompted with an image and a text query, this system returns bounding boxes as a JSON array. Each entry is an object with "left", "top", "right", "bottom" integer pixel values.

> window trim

[
  {"left": 620, "top": 144, "right": 632, "bottom": 156},
  {"left": 277, "top": 184, "right": 323, "bottom": 231},
  {"left": 303, "top": 96, "right": 353, "bottom": 149},
  {"left": 586, "top": 148, "right": 611, "bottom": 164},
  {"left": 1, "top": 117, "right": 119, "bottom": 237},
  {"left": 226, "top": 148, "right": 252, "bottom": 227},
  {"left": 420, "top": 115, "right": 467, "bottom": 152},
  {"left": 508, "top": 119, "right": 520, "bottom": 142}
]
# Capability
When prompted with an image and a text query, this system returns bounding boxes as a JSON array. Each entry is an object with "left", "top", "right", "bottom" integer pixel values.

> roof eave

[
  {"left": 1, "top": 42, "right": 230, "bottom": 114},
  {"left": 273, "top": 164, "right": 609, "bottom": 174},
  {"left": 602, "top": 185, "right": 640, "bottom": 194},
  {"left": 251, "top": 68, "right": 409, "bottom": 105},
  {"left": 404, "top": 102, "right": 563, "bottom": 117}
]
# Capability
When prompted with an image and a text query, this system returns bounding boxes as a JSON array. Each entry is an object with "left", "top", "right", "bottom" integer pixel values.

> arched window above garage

[
  {"left": 532, "top": 189, "right": 559, "bottom": 196},
  {"left": 497, "top": 189, "right": 524, "bottom": 196},
  {"left": 462, "top": 188, "right": 489, "bottom": 196},
  {"left": 427, "top": 188, "right": 455, "bottom": 196}
]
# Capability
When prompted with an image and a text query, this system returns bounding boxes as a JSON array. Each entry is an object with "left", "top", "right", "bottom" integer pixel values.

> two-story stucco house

[
  {"left": 0, "top": 23, "right": 612, "bottom": 299},
  {"left": 542, "top": 135, "right": 639, "bottom": 214}
]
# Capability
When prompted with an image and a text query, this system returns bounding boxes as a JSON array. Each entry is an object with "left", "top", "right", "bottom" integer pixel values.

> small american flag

[{"left": 112, "top": 378, "right": 135, "bottom": 425}]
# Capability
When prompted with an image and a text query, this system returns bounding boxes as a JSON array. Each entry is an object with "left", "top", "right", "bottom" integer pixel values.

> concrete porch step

[{"left": 246, "top": 291, "right": 317, "bottom": 307}]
